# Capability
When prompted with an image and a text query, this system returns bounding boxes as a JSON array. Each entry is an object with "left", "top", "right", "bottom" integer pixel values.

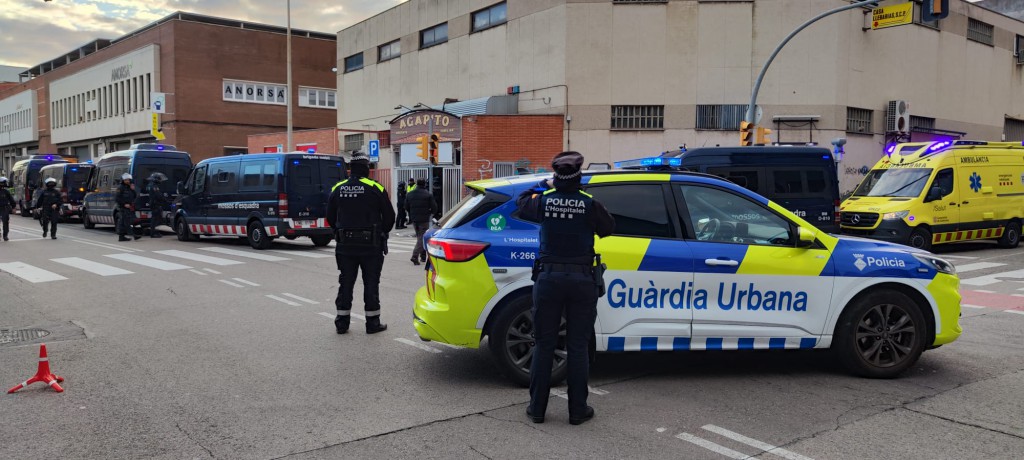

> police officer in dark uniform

[
  {"left": 516, "top": 151, "right": 614, "bottom": 425},
  {"left": 34, "top": 177, "right": 63, "bottom": 239},
  {"left": 116, "top": 173, "right": 140, "bottom": 241},
  {"left": 145, "top": 172, "right": 169, "bottom": 238},
  {"left": 0, "top": 176, "right": 15, "bottom": 241},
  {"left": 395, "top": 178, "right": 408, "bottom": 230},
  {"left": 327, "top": 151, "right": 396, "bottom": 334}
]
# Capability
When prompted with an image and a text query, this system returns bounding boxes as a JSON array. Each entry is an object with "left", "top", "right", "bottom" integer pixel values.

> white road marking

[
  {"left": 104, "top": 253, "right": 192, "bottom": 271},
  {"left": 976, "top": 290, "right": 995, "bottom": 294},
  {"left": 316, "top": 311, "right": 365, "bottom": 322},
  {"left": 1006, "top": 310, "right": 1024, "bottom": 316},
  {"left": 394, "top": 338, "right": 442, "bottom": 353},
  {"left": 219, "top": 279, "right": 244, "bottom": 288},
  {"left": 549, "top": 387, "right": 608, "bottom": 399},
  {"left": 232, "top": 278, "right": 260, "bottom": 287},
  {"left": 588, "top": 386, "right": 610, "bottom": 395},
  {"left": 953, "top": 262, "right": 1006, "bottom": 273},
  {"left": 51, "top": 257, "right": 133, "bottom": 276},
  {"left": 316, "top": 312, "right": 335, "bottom": 319},
  {"left": 352, "top": 312, "right": 366, "bottom": 321},
  {"left": 269, "top": 250, "right": 332, "bottom": 258},
  {"left": 388, "top": 249, "right": 411, "bottom": 253},
  {"left": 203, "top": 268, "right": 221, "bottom": 274},
  {"left": 656, "top": 427, "right": 668, "bottom": 433},
  {"left": 936, "top": 254, "right": 977, "bottom": 260},
  {"left": 961, "top": 269, "right": 1024, "bottom": 286},
  {"left": 281, "top": 293, "right": 318, "bottom": 304},
  {"left": 675, "top": 433, "right": 748, "bottom": 459},
  {"left": 266, "top": 294, "right": 301, "bottom": 306},
  {"left": 961, "top": 304, "right": 986, "bottom": 309},
  {"left": 199, "top": 247, "right": 290, "bottom": 261},
  {"left": 702, "top": 424, "right": 814, "bottom": 460},
  {"left": 66, "top": 237, "right": 142, "bottom": 253},
  {"left": 189, "top": 269, "right": 207, "bottom": 276},
  {"left": 0, "top": 262, "right": 68, "bottom": 283},
  {"left": 432, "top": 341, "right": 461, "bottom": 349},
  {"left": 154, "top": 250, "right": 244, "bottom": 266}
]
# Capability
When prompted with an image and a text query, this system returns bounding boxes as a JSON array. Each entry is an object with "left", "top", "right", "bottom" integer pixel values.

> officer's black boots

[
  {"left": 365, "top": 317, "right": 387, "bottom": 334},
  {"left": 526, "top": 407, "right": 544, "bottom": 424},
  {"left": 335, "top": 316, "right": 350, "bottom": 334},
  {"left": 569, "top": 406, "right": 595, "bottom": 426},
  {"left": 119, "top": 235, "right": 130, "bottom": 242}
]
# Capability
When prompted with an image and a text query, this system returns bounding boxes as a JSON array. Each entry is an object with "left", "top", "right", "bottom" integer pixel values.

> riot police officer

[
  {"left": 0, "top": 176, "right": 15, "bottom": 241},
  {"left": 516, "top": 151, "right": 614, "bottom": 425},
  {"left": 145, "top": 172, "right": 169, "bottom": 238},
  {"left": 116, "top": 173, "right": 140, "bottom": 241},
  {"left": 326, "top": 151, "right": 396, "bottom": 334},
  {"left": 34, "top": 177, "right": 63, "bottom": 239}
]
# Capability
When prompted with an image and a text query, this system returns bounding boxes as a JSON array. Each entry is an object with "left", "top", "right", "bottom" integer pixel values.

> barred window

[
  {"left": 1005, "top": 118, "right": 1024, "bottom": 143},
  {"left": 344, "top": 133, "right": 364, "bottom": 152},
  {"left": 967, "top": 18, "right": 994, "bottom": 46},
  {"left": 611, "top": 105, "right": 664, "bottom": 130},
  {"left": 910, "top": 116, "right": 935, "bottom": 131},
  {"left": 695, "top": 104, "right": 747, "bottom": 130},
  {"left": 846, "top": 107, "right": 873, "bottom": 134}
]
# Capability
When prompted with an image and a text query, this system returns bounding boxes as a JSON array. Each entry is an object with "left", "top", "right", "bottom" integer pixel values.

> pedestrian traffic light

[
  {"left": 740, "top": 121, "right": 754, "bottom": 147},
  {"left": 922, "top": 0, "right": 949, "bottom": 21},
  {"left": 428, "top": 134, "right": 440, "bottom": 165},
  {"left": 415, "top": 135, "right": 429, "bottom": 161},
  {"left": 756, "top": 126, "right": 773, "bottom": 145}
]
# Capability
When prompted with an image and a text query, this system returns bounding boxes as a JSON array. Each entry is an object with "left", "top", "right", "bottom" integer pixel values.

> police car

[{"left": 413, "top": 171, "right": 962, "bottom": 386}]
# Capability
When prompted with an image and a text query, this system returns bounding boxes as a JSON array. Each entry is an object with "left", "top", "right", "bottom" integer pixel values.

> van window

[
  {"left": 207, "top": 162, "right": 237, "bottom": 195},
  {"left": 190, "top": 165, "right": 208, "bottom": 195},
  {"left": 585, "top": 184, "right": 673, "bottom": 238},
  {"left": 773, "top": 170, "right": 804, "bottom": 195},
  {"left": 933, "top": 168, "right": 954, "bottom": 197},
  {"left": 240, "top": 161, "right": 278, "bottom": 191},
  {"left": 67, "top": 167, "right": 91, "bottom": 189},
  {"left": 806, "top": 170, "right": 826, "bottom": 193},
  {"left": 708, "top": 168, "right": 760, "bottom": 192}
]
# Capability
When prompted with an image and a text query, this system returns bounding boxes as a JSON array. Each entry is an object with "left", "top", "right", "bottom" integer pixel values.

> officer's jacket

[
  {"left": 516, "top": 180, "right": 615, "bottom": 265},
  {"left": 405, "top": 188, "right": 437, "bottom": 224},
  {"left": 34, "top": 187, "right": 62, "bottom": 209},
  {"left": 146, "top": 182, "right": 169, "bottom": 207},
  {"left": 116, "top": 183, "right": 137, "bottom": 207},
  {"left": 0, "top": 188, "right": 15, "bottom": 212},
  {"left": 396, "top": 185, "right": 407, "bottom": 205},
  {"left": 327, "top": 175, "right": 396, "bottom": 234}
]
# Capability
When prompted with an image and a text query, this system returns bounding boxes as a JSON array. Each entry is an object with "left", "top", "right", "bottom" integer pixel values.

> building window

[
  {"left": 344, "top": 133, "right": 364, "bottom": 152},
  {"left": 298, "top": 87, "right": 337, "bottom": 109},
  {"left": 1016, "top": 35, "right": 1024, "bottom": 64},
  {"left": 378, "top": 40, "right": 400, "bottom": 62},
  {"left": 611, "top": 105, "right": 664, "bottom": 130},
  {"left": 344, "top": 53, "right": 364, "bottom": 72},
  {"left": 472, "top": 2, "right": 508, "bottom": 33},
  {"left": 223, "top": 79, "right": 287, "bottom": 106},
  {"left": 967, "top": 18, "right": 994, "bottom": 46},
  {"left": 1006, "top": 117, "right": 1024, "bottom": 142},
  {"left": 613, "top": 0, "right": 668, "bottom": 3},
  {"left": 909, "top": 116, "right": 935, "bottom": 131},
  {"left": 420, "top": 23, "right": 448, "bottom": 49},
  {"left": 695, "top": 104, "right": 748, "bottom": 130},
  {"left": 846, "top": 107, "right": 873, "bottom": 134},
  {"left": 913, "top": 1, "right": 939, "bottom": 29}
]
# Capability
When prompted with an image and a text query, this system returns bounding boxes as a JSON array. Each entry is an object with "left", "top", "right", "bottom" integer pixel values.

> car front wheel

[
  {"left": 835, "top": 290, "right": 927, "bottom": 378},
  {"left": 907, "top": 227, "right": 932, "bottom": 251},
  {"left": 488, "top": 295, "right": 567, "bottom": 387}
]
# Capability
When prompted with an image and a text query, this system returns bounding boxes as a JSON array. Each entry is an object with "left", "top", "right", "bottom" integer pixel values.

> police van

[
  {"left": 9, "top": 155, "right": 70, "bottom": 217},
  {"left": 841, "top": 141, "right": 1024, "bottom": 250},
  {"left": 82, "top": 144, "right": 192, "bottom": 230},
  {"left": 32, "top": 163, "right": 95, "bottom": 220},
  {"left": 173, "top": 152, "right": 344, "bottom": 249},
  {"left": 617, "top": 146, "right": 841, "bottom": 233},
  {"left": 413, "top": 171, "right": 962, "bottom": 385}
]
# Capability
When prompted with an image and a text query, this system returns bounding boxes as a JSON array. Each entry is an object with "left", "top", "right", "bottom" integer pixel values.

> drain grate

[{"left": 0, "top": 328, "right": 50, "bottom": 345}]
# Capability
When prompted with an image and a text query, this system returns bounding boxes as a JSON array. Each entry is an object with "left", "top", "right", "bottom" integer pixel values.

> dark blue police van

[
  {"left": 34, "top": 163, "right": 95, "bottom": 221},
  {"left": 173, "top": 152, "right": 344, "bottom": 249},
  {"left": 9, "top": 155, "right": 69, "bottom": 216},
  {"left": 82, "top": 144, "right": 193, "bottom": 230},
  {"left": 617, "top": 146, "right": 841, "bottom": 233}
]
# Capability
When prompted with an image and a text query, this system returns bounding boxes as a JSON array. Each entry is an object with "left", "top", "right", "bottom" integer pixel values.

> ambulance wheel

[
  {"left": 997, "top": 221, "right": 1020, "bottom": 249},
  {"left": 82, "top": 209, "right": 95, "bottom": 229},
  {"left": 907, "top": 227, "right": 931, "bottom": 251},
  {"left": 175, "top": 218, "right": 199, "bottom": 242},
  {"left": 488, "top": 295, "right": 567, "bottom": 387},
  {"left": 247, "top": 221, "right": 272, "bottom": 250},
  {"left": 310, "top": 235, "right": 332, "bottom": 247},
  {"left": 835, "top": 290, "right": 926, "bottom": 379}
]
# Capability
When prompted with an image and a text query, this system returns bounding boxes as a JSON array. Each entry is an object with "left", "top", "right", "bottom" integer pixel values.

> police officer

[
  {"left": 516, "top": 151, "right": 614, "bottom": 425},
  {"left": 116, "top": 173, "right": 140, "bottom": 241},
  {"left": 405, "top": 178, "right": 436, "bottom": 265},
  {"left": 145, "top": 172, "right": 169, "bottom": 238},
  {"left": 0, "top": 177, "right": 15, "bottom": 241},
  {"left": 34, "top": 177, "right": 62, "bottom": 239},
  {"left": 395, "top": 178, "right": 408, "bottom": 230},
  {"left": 327, "top": 151, "right": 396, "bottom": 334}
]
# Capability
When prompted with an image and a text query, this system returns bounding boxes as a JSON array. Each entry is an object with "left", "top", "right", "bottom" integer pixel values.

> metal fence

[
  {"left": 441, "top": 166, "right": 464, "bottom": 214},
  {"left": 493, "top": 161, "right": 516, "bottom": 178}
]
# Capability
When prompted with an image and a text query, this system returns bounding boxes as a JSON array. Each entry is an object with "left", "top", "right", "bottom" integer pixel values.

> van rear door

[
  {"left": 65, "top": 165, "right": 94, "bottom": 204},
  {"left": 285, "top": 156, "right": 345, "bottom": 226}
]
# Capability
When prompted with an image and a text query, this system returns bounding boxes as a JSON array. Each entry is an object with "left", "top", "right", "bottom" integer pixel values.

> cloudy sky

[{"left": 0, "top": 0, "right": 404, "bottom": 68}]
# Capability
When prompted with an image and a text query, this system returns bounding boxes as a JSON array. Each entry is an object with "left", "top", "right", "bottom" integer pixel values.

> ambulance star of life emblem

[{"left": 853, "top": 254, "right": 867, "bottom": 271}]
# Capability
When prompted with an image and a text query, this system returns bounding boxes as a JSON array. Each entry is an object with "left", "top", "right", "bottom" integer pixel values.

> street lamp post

[
  {"left": 2, "top": 122, "right": 10, "bottom": 173},
  {"left": 286, "top": 0, "right": 293, "bottom": 153}
]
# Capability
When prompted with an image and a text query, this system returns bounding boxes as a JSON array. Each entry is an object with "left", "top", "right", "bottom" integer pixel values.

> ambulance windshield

[{"left": 853, "top": 168, "right": 932, "bottom": 198}]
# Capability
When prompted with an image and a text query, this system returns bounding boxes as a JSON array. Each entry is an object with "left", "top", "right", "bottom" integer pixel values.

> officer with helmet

[
  {"left": 515, "top": 151, "right": 614, "bottom": 426},
  {"left": 0, "top": 176, "right": 15, "bottom": 241},
  {"left": 34, "top": 177, "right": 62, "bottom": 239},
  {"left": 145, "top": 172, "right": 169, "bottom": 238},
  {"left": 116, "top": 173, "right": 140, "bottom": 241}
]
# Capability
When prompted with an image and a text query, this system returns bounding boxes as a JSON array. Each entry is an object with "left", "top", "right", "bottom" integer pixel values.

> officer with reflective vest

[
  {"left": 34, "top": 177, "right": 63, "bottom": 239},
  {"left": 327, "top": 151, "right": 396, "bottom": 334},
  {"left": 0, "top": 176, "right": 15, "bottom": 241},
  {"left": 515, "top": 151, "right": 615, "bottom": 426}
]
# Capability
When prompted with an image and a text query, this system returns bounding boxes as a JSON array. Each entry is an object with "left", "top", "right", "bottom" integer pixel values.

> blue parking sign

[{"left": 368, "top": 140, "right": 380, "bottom": 162}]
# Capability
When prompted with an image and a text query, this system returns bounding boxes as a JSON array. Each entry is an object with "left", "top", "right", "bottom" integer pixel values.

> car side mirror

[
  {"left": 176, "top": 181, "right": 185, "bottom": 195},
  {"left": 796, "top": 227, "right": 816, "bottom": 248},
  {"left": 924, "top": 186, "right": 942, "bottom": 203}
]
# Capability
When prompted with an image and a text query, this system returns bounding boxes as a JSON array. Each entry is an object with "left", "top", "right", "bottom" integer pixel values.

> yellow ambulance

[{"left": 840, "top": 141, "right": 1024, "bottom": 250}]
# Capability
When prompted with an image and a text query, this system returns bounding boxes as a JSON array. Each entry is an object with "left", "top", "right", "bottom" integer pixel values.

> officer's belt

[{"left": 540, "top": 263, "right": 592, "bottom": 274}]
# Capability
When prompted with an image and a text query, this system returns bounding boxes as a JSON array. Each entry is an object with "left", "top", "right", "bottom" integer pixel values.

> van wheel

[
  {"left": 834, "top": 290, "right": 926, "bottom": 378},
  {"left": 176, "top": 218, "right": 199, "bottom": 242},
  {"left": 488, "top": 295, "right": 567, "bottom": 387},
  {"left": 907, "top": 227, "right": 931, "bottom": 251},
  {"left": 310, "top": 235, "right": 332, "bottom": 247},
  {"left": 247, "top": 221, "right": 272, "bottom": 250},
  {"left": 997, "top": 221, "right": 1021, "bottom": 249},
  {"left": 82, "top": 208, "right": 95, "bottom": 229}
]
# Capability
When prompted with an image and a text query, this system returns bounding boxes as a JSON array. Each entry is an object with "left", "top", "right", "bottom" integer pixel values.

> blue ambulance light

[
  {"left": 156, "top": 145, "right": 165, "bottom": 151},
  {"left": 885, "top": 144, "right": 896, "bottom": 155},
  {"left": 928, "top": 141, "right": 951, "bottom": 152}
]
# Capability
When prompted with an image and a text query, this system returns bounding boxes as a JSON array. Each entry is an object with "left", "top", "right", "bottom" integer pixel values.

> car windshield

[{"left": 853, "top": 168, "right": 933, "bottom": 197}]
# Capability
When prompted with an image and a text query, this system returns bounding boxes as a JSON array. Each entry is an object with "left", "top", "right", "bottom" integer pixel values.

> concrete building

[
  {"left": 336, "top": 0, "right": 1024, "bottom": 195},
  {"left": 0, "top": 12, "right": 338, "bottom": 173}
]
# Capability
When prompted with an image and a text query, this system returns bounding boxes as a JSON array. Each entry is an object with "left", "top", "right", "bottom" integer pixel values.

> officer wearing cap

[
  {"left": 0, "top": 176, "right": 15, "bottom": 241},
  {"left": 34, "top": 177, "right": 62, "bottom": 239},
  {"left": 327, "top": 151, "right": 396, "bottom": 334},
  {"left": 516, "top": 151, "right": 614, "bottom": 425}
]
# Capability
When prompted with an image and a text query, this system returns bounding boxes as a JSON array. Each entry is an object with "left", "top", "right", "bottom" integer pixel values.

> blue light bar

[
  {"left": 156, "top": 145, "right": 165, "bottom": 151},
  {"left": 307, "top": 148, "right": 316, "bottom": 153},
  {"left": 617, "top": 156, "right": 682, "bottom": 169}
]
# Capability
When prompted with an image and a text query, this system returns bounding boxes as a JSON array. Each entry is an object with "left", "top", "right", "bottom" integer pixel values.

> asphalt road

[{"left": 1, "top": 217, "right": 1022, "bottom": 459}]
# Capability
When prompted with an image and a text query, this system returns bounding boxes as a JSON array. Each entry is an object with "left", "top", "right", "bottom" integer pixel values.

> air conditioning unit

[{"left": 886, "top": 100, "right": 911, "bottom": 133}]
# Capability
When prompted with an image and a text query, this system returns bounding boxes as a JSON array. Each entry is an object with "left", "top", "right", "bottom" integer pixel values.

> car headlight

[
  {"left": 912, "top": 253, "right": 956, "bottom": 275},
  {"left": 882, "top": 210, "right": 910, "bottom": 220}
]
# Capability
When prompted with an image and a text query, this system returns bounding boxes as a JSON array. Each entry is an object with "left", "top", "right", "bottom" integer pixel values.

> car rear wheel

[
  {"left": 82, "top": 208, "right": 95, "bottom": 229},
  {"left": 247, "top": 221, "right": 272, "bottom": 250},
  {"left": 835, "top": 290, "right": 926, "bottom": 378},
  {"left": 907, "top": 227, "right": 931, "bottom": 251},
  {"left": 997, "top": 221, "right": 1020, "bottom": 249},
  {"left": 310, "top": 235, "right": 332, "bottom": 247},
  {"left": 488, "top": 295, "right": 567, "bottom": 387},
  {"left": 176, "top": 218, "right": 199, "bottom": 242}
]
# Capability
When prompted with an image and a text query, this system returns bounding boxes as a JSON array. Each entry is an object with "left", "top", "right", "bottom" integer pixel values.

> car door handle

[
  {"left": 949, "top": 202, "right": 958, "bottom": 206},
  {"left": 961, "top": 201, "right": 969, "bottom": 205},
  {"left": 704, "top": 259, "right": 739, "bottom": 267}
]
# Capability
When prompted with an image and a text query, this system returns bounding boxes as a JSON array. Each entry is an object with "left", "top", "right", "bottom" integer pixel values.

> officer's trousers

[
  {"left": 150, "top": 205, "right": 164, "bottom": 233},
  {"left": 411, "top": 221, "right": 429, "bottom": 261},
  {"left": 1, "top": 209, "right": 10, "bottom": 239},
  {"left": 335, "top": 252, "right": 385, "bottom": 318},
  {"left": 39, "top": 208, "right": 58, "bottom": 237},
  {"left": 116, "top": 206, "right": 135, "bottom": 236},
  {"left": 528, "top": 270, "right": 597, "bottom": 418},
  {"left": 395, "top": 205, "right": 407, "bottom": 229}
]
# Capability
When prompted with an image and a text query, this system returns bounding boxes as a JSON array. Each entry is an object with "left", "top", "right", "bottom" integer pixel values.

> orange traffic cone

[{"left": 7, "top": 343, "right": 64, "bottom": 394}]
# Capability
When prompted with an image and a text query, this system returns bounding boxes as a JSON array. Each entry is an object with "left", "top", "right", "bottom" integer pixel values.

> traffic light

[
  {"left": 740, "top": 121, "right": 754, "bottom": 147},
  {"left": 755, "top": 126, "right": 773, "bottom": 145},
  {"left": 428, "top": 133, "right": 440, "bottom": 165},
  {"left": 415, "top": 135, "right": 429, "bottom": 161}
]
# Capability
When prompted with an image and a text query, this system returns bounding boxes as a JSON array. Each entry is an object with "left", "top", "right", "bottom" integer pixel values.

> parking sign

[{"left": 368, "top": 139, "right": 380, "bottom": 162}]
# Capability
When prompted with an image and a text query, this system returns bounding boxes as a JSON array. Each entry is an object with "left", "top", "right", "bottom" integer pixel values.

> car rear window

[{"left": 439, "top": 190, "right": 488, "bottom": 229}]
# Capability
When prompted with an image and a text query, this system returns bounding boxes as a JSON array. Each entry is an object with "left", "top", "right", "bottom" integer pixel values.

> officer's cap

[
  {"left": 0, "top": 176, "right": 7, "bottom": 183},
  {"left": 552, "top": 151, "right": 584, "bottom": 180},
  {"left": 349, "top": 150, "right": 370, "bottom": 164},
  {"left": 45, "top": 177, "right": 57, "bottom": 185},
  {"left": 121, "top": 173, "right": 132, "bottom": 181}
]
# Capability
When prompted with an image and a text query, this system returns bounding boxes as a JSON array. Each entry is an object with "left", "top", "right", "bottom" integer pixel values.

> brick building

[{"left": 0, "top": 12, "right": 338, "bottom": 173}]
